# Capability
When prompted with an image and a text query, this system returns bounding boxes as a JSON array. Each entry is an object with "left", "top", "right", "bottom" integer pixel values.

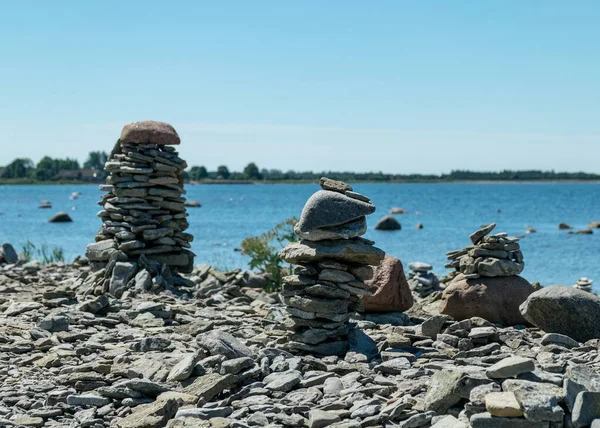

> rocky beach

[
  {"left": 3, "top": 245, "right": 600, "bottom": 427},
  {"left": 1, "top": 122, "right": 600, "bottom": 428}
]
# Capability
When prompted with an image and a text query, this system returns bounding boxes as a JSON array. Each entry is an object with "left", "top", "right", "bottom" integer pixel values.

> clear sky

[{"left": 1, "top": 1, "right": 599, "bottom": 173}]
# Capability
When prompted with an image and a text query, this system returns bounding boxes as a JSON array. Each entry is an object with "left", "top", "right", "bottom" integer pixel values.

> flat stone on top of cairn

[
  {"left": 279, "top": 178, "right": 385, "bottom": 356},
  {"left": 120, "top": 120, "right": 181, "bottom": 145},
  {"left": 84, "top": 121, "right": 194, "bottom": 297}
]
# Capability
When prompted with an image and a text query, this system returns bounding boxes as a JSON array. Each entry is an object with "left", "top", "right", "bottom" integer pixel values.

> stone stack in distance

[
  {"left": 445, "top": 223, "right": 524, "bottom": 281},
  {"left": 574, "top": 277, "right": 593, "bottom": 293},
  {"left": 279, "top": 178, "right": 385, "bottom": 356},
  {"left": 85, "top": 121, "right": 194, "bottom": 297},
  {"left": 407, "top": 262, "right": 442, "bottom": 298}
]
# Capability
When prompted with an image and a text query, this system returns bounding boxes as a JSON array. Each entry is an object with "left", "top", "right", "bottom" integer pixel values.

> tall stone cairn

[
  {"left": 445, "top": 223, "right": 524, "bottom": 280},
  {"left": 85, "top": 121, "right": 194, "bottom": 297},
  {"left": 279, "top": 178, "right": 385, "bottom": 356}
]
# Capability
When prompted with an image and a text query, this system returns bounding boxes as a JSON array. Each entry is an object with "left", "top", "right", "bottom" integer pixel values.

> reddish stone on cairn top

[{"left": 120, "top": 120, "right": 180, "bottom": 145}]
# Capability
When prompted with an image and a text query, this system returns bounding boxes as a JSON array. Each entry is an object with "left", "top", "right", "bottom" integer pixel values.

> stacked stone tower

[
  {"left": 445, "top": 223, "right": 524, "bottom": 280},
  {"left": 439, "top": 223, "right": 533, "bottom": 325},
  {"left": 85, "top": 121, "right": 194, "bottom": 297},
  {"left": 279, "top": 178, "right": 385, "bottom": 356}
]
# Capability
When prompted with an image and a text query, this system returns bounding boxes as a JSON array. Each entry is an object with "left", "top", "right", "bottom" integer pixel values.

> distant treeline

[
  {"left": 0, "top": 152, "right": 108, "bottom": 182},
  {"left": 1, "top": 155, "right": 599, "bottom": 183},
  {"left": 188, "top": 163, "right": 600, "bottom": 182}
]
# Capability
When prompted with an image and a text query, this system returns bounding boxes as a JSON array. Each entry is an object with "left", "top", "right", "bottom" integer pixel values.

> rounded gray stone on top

[
  {"left": 120, "top": 120, "right": 180, "bottom": 145},
  {"left": 296, "top": 190, "right": 376, "bottom": 232}
]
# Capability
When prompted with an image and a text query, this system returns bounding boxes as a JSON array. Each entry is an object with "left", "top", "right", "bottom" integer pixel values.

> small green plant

[
  {"left": 22, "top": 241, "right": 34, "bottom": 262},
  {"left": 22, "top": 241, "right": 66, "bottom": 264},
  {"left": 241, "top": 217, "right": 298, "bottom": 291}
]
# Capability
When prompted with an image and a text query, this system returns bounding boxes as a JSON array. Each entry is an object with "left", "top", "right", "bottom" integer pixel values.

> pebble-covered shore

[{"left": 2, "top": 259, "right": 600, "bottom": 428}]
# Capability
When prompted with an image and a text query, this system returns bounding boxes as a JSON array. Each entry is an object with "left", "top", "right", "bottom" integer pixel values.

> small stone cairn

[
  {"left": 574, "top": 277, "right": 593, "bottom": 293},
  {"left": 445, "top": 223, "right": 524, "bottom": 281},
  {"left": 279, "top": 178, "right": 385, "bottom": 356},
  {"left": 407, "top": 262, "right": 442, "bottom": 298},
  {"left": 85, "top": 121, "right": 194, "bottom": 297}
]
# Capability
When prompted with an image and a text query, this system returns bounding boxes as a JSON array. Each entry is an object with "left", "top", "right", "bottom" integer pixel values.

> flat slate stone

[
  {"left": 120, "top": 120, "right": 180, "bottom": 145},
  {"left": 470, "top": 223, "right": 497, "bottom": 245},
  {"left": 470, "top": 412, "right": 548, "bottom": 428},
  {"left": 85, "top": 240, "right": 117, "bottom": 261},
  {"left": 485, "top": 392, "right": 523, "bottom": 417},
  {"left": 477, "top": 258, "right": 524, "bottom": 277},
  {"left": 319, "top": 177, "right": 352, "bottom": 193},
  {"left": 294, "top": 216, "right": 368, "bottom": 242},
  {"left": 279, "top": 240, "right": 385, "bottom": 265},
  {"left": 486, "top": 356, "right": 535, "bottom": 379},
  {"left": 283, "top": 295, "right": 348, "bottom": 314}
]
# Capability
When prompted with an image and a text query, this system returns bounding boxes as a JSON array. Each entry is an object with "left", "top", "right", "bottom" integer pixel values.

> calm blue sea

[{"left": 0, "top": 183, "right": 598, "bottom": 288}]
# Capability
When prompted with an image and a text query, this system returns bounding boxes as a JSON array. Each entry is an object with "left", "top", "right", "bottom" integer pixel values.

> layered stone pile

[
  {"left": 440, "top": 223, "right": 535, "bottom": 325},
  {"left": 407, "top": 261, "right": 442, "bottom": 298},
  {"left": 279, "top": 178, "right": 385, "bottom": 355},
  {"left": 574, "top": 277, "right": 593, "bottom": 292},
  {"left": 444, "top": 223, "right": 524, "bottom": 281},
  {"left": 84, "top": 121, "right": 194, "bottom": 297}
]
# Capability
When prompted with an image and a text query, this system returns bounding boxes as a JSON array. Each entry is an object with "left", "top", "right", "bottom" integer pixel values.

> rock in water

[
  {"left": 440, "top": 273, "right": 535, "bottom": 325},
  {"left": 362, "top": 255, "right": 413, "bottom": 313},
  {"left": 520, "top": 285, "right": 600, "bottom": 342},
  {"left": 49, "top": 212, "right": 73, "bottom": 223},
  {"left": 374, "top": 215, "right": 401, "bottom": 230}
]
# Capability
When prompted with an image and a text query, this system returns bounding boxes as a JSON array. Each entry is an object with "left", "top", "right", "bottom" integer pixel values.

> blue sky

[{"left": 1, "top": 1, "right": 598, "bottom": 173}]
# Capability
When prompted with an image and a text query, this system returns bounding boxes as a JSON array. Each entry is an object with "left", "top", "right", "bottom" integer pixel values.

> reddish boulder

[
  {"left": 362, "top": 255, "right": 414, "bottom": 313},
  {"left": 440, "top": 273, "right": 535, "bottom": 326},
  {"left": 120, "top": 120, "right": 180, "bottom": 145}
]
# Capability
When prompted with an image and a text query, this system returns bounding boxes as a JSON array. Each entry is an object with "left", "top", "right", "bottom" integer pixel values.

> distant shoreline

[{"left": 2, "top": 179, "right": 600, "bottom": 186}]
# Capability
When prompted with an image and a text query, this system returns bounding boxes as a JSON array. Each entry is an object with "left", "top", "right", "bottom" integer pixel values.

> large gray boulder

[
  {"left": 520, "top": 285, "right": 600, "bottom": 342},
  {"left": 296, "top": 190, "right": 375, "bottom": 233},
  {"left": 441, "top": 274, "right": 534, "bottom": 326}
]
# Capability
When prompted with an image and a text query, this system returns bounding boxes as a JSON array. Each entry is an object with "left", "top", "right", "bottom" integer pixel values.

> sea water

[{"left": 0, "top": 183, "right": 598, "bottom": 288}]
